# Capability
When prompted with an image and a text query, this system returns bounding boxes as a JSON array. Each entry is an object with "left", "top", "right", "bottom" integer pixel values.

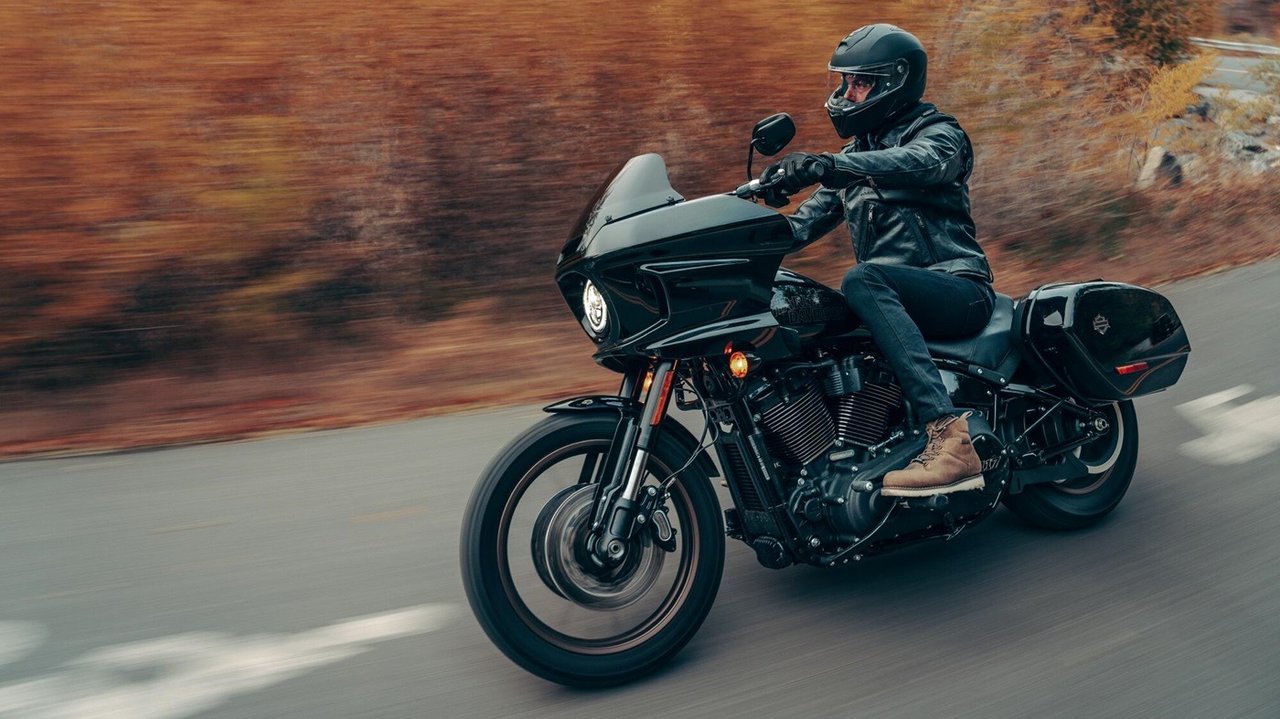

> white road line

[
  {"left": 1178, "top": 385, "right": 1280, "bottom": 465},
  {"left": 0, "top": 623, "right": 45, "bottom": 667},
  {"left": 0, "top": 604, "right": 455, "bottom": 719}
]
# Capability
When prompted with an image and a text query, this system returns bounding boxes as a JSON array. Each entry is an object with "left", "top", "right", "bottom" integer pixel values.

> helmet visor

[{"left": 827, "top": 60, "right": 910, "bottom": 112}]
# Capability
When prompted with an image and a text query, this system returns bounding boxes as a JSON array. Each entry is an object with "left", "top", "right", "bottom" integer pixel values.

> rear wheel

[
  {"left": 460, "top": 413, "right": 724, "bottom": 687},
  {"left": 1003, "top": 401, "right": 1139, "bottom": 530}
]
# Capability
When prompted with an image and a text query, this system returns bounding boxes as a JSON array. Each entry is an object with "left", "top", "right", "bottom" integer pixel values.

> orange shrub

[{"left": 0, "top": 1, "right": 1266, "bottom": 389}]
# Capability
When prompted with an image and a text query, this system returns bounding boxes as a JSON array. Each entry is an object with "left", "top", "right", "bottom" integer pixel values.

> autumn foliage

[
  {"left": 0, "top": 1, "right": 1273, "bottom": 394},
  {"left": 1095, "top": 0, "right": 1218, "bottom": 65}
]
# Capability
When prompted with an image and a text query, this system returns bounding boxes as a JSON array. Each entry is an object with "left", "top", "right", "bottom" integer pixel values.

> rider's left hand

[{"left": 763, "top": 152, "right": 834, "bottom": 194}]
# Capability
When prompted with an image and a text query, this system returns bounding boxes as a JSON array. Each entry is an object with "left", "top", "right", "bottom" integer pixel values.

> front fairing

[
  {"left": 555, "top": 154, "right": 796, "bottom": 366},
  {"left": 561, "top": 154, "right": 685, "bottom": 259}
]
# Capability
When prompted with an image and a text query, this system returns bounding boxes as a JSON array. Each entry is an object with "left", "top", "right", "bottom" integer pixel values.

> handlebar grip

[{"left": 732, "top": 175, "right": 789, "bottom": 203}]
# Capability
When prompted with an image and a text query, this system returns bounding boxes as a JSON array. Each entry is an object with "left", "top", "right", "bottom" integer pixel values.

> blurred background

[
  {"left": 3, "top": 3, "right": 1280, "bottom": 717},
  {"left": 0, "top": 0, "right": 1277, "bottom": 453}
]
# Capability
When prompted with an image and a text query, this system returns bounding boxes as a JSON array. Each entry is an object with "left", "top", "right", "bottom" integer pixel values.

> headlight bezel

[{"left": 582, "top": 280, "right": 609, "bottom": 336}]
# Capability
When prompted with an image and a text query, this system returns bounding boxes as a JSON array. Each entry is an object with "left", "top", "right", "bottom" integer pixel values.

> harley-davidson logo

[{"left": 1093, "top": 314, "right": 1111, "bottom": 335}]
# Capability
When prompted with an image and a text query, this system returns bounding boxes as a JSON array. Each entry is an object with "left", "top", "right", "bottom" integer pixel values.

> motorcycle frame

[{"left": 544, "top": 355, "right": 1114, "bottom": 570}]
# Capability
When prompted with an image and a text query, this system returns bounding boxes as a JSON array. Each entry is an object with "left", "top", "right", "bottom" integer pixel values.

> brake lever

[{"left": 732, "top": 174, "right": 793, "bottom": 207}]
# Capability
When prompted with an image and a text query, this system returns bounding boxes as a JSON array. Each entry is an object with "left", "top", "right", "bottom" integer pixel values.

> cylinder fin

[
  {"left": 758, "top": 381, "right": 836, "bottom": 465},
  {"left": 833, "top": 382, "right": 902, "bottom": 448}
]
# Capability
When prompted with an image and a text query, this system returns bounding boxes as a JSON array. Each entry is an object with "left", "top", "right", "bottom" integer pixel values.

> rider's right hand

[{"left": 762, "top": 152, "right": 833, "bottom": 194}]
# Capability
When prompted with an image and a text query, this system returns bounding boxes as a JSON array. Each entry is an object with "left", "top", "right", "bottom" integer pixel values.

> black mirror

[{"left": 750, "top": 113, "right": 795, "bottom": 156}]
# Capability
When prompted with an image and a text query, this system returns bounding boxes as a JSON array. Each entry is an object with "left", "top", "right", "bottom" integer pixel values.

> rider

[{"left": 763, "top": 23, "right": 995, "bottom": 497}]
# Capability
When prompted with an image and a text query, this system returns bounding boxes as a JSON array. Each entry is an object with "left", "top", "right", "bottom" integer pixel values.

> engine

[
  {"left": 721, "top": 353, "right": 998, "bottom": 565},
  {"left": 746, "top": 355, "right": 904, "bottom": 467},
  {"left": 736, "top": 355, "right": 905, "bottom": 546},
  {"left": 740, "top": 355, "right": 1003, "bottom": 549}
]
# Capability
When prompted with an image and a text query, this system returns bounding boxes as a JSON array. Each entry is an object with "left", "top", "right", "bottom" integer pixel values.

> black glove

[{"left": 763, "top": 152, "right": 833, "bottom": 194}]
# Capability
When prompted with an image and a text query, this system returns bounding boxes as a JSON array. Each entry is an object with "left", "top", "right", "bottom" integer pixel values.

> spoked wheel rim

[
  {"left": 1058, "top": 402, "right": 1126, "bottom": 495},
  {"left": 495, "top": 439, "right": 700, "bottom": 654}
]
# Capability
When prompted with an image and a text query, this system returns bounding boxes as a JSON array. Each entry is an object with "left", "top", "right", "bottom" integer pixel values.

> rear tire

[
  {"left": 1003, "top": 401, "right": 1139, "bottom": 530},
  {"left": 460, "top": 413, "right": 724, "bottom": 687}
]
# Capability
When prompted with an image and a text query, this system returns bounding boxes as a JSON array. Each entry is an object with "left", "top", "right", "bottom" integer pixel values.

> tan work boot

[{"left": 881, "top": 412, "right": 985, "bottom": 497}]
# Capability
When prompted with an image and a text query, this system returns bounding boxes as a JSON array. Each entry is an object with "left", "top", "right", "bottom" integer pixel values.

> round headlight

[{"left": 582, "top": 281, "right": 608, "bottom": 335}]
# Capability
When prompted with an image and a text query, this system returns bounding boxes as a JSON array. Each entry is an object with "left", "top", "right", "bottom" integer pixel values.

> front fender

[
  {"left": 543, "top": 395, "right": 642, "bottom": 417},
  {"left": 543, "top": 395, "right": 719, "bottom": 478}
]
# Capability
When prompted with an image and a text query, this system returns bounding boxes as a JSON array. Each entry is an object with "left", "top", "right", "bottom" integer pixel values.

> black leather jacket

[{"left": 787, "top": 102, "right": 993, "bottom": 283}]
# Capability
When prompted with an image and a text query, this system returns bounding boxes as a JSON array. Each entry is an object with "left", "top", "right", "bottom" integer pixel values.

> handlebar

[
  {"left": 732, "top": 171, "right": 792, "bottom": 208},
  {"left": 733, "top": 177, "right": 766, "bottom": 198}
]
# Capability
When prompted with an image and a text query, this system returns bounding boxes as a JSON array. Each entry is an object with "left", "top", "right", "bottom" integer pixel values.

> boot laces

[{"left": 909, "top": 415, "right": 957, "bottom": 468}]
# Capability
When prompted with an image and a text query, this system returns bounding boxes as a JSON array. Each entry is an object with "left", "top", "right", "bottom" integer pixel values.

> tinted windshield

[{"left": 570, "top": 154, "right": 684, "bottom": 246}]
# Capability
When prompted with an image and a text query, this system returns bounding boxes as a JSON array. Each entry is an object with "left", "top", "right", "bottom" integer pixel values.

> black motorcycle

[{"left": 459, "top": 114, "right": 1190, "bottom": 686}]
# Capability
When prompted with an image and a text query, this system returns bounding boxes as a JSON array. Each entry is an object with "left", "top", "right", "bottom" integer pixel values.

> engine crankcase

[{"left": 813, "top": 413, "right": 1008, "bottom": 543}]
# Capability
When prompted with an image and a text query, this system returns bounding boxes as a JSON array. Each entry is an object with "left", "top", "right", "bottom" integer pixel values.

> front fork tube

[{"left": 590, "top": 360, "right": 678, "bottom": 567}]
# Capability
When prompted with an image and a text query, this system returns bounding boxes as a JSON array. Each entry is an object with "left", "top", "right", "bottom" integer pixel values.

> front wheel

[
  {"left": 1002, "top": 400, "right": 1139, "bottom": 530},
  {"left": 459, "top": 413, "right": 724, "bottom": 687}
]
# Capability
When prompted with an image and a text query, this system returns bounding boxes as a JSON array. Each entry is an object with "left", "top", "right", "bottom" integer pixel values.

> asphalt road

[
  {"left": 3, "top": 261, "right": 1280, "bottom": 718},
  {"left": 1208, "top": 54, "right": 1278, "bottom": 94}
]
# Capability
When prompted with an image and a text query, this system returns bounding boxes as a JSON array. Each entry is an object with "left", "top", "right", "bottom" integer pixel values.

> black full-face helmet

[{"left": 825, "top": 24, "right": 928, "bottom": 139}]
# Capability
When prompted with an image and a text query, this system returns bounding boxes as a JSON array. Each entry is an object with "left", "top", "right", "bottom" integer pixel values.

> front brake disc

[{"left": 530, "top": 485, "right": 664, "bottom": 610}]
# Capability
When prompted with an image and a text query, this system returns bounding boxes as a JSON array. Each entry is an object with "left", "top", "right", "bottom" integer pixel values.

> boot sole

[{"left": 881, "top": 474, "right": 986, "bottom": 498}]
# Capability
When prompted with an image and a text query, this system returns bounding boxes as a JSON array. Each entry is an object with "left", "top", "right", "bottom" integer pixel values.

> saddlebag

[{"left": 1017, "top": 281, "right": 1190, "bottom": 402}]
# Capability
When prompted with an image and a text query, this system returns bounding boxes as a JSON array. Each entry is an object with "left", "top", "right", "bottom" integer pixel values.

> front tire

[
  {"left": 1002, "top": 401, "right": 1139, "bottom": 530},
  {"left": 460, "top": 413, "right": 724, "bottom": 687}
]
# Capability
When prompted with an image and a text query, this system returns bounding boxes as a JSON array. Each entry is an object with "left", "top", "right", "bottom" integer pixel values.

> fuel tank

[{"left": 770, "top": 269, "right": 858, "bottom": 340}]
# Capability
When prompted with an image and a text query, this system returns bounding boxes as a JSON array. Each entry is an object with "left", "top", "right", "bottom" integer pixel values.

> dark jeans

[{"left": 842, "top": 263, "right": 995, "bottom": 425}]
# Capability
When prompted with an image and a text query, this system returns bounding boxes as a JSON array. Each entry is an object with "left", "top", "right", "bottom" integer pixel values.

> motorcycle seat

[{"left": 925, "top": 293, "right": 1019, "bottom": 378}]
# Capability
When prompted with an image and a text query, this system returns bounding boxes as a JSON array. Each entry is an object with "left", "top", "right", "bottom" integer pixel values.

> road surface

[
  {"left": 1209, "top": 54, "right": 1277, "bottom": 93},
  {"left": 3, "top": 261, "right": 1280, "bottom": 718},
  {"left": 1197, "top": 37, "right": 1279, "bottom": 96}
]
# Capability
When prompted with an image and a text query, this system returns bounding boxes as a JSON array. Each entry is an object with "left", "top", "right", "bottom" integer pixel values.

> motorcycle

[{"left": 459, "top": 113, "right": 1191, "bottom": 686}]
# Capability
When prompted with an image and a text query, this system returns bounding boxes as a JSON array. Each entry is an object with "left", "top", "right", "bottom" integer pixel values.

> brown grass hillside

[{"left": 2, "top": 1, "right": 1278, "bottom": 455}]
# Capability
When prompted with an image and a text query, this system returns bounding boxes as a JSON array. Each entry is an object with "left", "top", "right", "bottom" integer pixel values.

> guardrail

[{"left": 1191, "top": 37, "right": 1280, "bottom": 56}]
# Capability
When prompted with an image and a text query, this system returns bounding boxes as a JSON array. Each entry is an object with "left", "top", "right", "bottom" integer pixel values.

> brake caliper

[{"left": 637, "top": 485, "right": 677, "bottom": 553}]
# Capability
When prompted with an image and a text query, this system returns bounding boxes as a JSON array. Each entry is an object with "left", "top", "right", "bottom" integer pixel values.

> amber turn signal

[{"left": 728, "top": 351, "right": 750, "bottom": 379}]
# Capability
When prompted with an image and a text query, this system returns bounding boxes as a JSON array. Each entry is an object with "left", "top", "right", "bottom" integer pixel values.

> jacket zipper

[
  {"left": 913, "top": 210, "right": 940, "bottom": 264},
  {"left": 858, "top": 204, "right": 875, "bottom": 260}
]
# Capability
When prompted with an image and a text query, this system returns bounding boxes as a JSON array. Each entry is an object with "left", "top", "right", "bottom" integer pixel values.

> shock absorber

[{"left": 594, "top": 360, "right": 678, "bottom": 567}]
